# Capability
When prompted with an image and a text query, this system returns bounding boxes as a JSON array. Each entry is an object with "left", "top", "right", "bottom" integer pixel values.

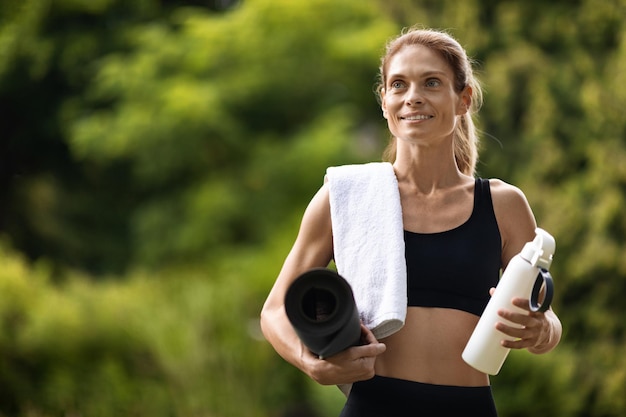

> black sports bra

[{"left": 404, "top": 178, "right": 502, "bottom": 317}]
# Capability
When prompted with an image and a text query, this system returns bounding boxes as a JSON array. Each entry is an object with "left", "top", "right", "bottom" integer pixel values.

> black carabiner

[{"left": 529, "top": 268, "right": 554, "bottom": 313}]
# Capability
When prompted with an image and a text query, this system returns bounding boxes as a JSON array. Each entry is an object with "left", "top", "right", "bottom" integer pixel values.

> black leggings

[{"left": 339, "top": 375, "right": 498, "bottom": 417}]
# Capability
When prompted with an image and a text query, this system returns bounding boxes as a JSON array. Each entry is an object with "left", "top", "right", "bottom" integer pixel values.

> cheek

[
  {"left": 383, "top": 95, "right": 402, "bottom": 114},
  {"left": 385, "top": 114, "right": 402, "bottom": 136}
]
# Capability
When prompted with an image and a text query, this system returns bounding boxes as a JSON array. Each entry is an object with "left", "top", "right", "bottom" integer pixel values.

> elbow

[
  {"left": 259, "top": 302, "right": 276, "bottom": 341},
  {"left": 259, "top": 308, "right": 268, "bottom": 338}
]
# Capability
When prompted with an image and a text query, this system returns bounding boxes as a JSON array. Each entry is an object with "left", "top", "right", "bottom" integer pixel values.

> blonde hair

[{"left": 376, "top": 28, "right": 483, "bottom": 176}]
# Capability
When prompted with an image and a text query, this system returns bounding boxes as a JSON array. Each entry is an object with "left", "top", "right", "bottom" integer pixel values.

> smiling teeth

[{"left": 403, "top": 115, "right": 432, "bottom": 120}]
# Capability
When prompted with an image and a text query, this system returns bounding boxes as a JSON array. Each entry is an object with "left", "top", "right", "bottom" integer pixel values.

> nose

[{"left": 406, "top": 86, "right": 423, "bottom": 105}]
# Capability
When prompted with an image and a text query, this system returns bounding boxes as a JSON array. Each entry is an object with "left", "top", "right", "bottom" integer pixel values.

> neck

[{"left": 392, "top": 139, "right": 468, "bottom": 194}]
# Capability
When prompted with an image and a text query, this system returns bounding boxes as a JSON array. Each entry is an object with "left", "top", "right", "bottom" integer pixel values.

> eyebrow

[
  {"left": 387, "top": 70, "right": 450, "bottom": 80},
  {"left": 422, "top": 70, "right": 449, "bottom": 78}
]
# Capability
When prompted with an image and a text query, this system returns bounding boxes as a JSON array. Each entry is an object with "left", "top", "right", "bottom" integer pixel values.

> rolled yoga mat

[{"left": 284, "top": 268, "right": 361, "bottom": 359}]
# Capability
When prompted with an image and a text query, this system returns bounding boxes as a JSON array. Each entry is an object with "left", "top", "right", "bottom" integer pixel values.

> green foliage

[
  {"left": 0, "top": 239, "right": 303, "bottom": 416},
  {"left": 1, "top": 0, "right": 396, "bottom": 272},
  {"left": 1, "top": 0, "right": 626, "bottom": 416}
]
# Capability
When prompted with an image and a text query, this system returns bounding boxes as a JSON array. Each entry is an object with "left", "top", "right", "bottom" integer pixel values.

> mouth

[{"left": 400, "top": 114, "right": 434, "bottom": 121}]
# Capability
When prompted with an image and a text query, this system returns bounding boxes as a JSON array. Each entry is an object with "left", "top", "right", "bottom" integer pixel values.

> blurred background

[{"left": 1, "top": 0, "right": 625, "bottom": 415}]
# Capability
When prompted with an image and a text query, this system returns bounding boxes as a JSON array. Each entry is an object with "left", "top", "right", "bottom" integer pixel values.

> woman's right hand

[{"left": 303, "top": 323, "right": 386, "bottom": 386}]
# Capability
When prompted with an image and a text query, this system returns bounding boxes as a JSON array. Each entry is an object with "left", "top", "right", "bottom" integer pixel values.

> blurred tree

[
  {"left": 0, "top": 0, "right": 395, "bottom": 274},
  {"left": 0, "top": 0, "right": 165, "bottom": 273},
  {"left": 63, "top": 0, "right": 397, "bottom": 270}
]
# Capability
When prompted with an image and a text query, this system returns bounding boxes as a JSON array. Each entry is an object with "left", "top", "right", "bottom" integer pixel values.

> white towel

[{"left": 326, "top": 162, "right": 406, "bottom": 339}]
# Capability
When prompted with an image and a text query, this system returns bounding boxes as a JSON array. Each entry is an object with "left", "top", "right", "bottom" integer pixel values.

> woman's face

[{"left": 381, "top": 44, "right": 470, "bottom": 145}]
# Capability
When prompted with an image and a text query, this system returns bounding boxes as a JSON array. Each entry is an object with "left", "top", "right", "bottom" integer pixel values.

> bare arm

[
  {"left": 490, "top": 179, "right": 562, "bottom": 354},
  {"left": 260, "top": 184, "right": 386, "bottom": 385}
]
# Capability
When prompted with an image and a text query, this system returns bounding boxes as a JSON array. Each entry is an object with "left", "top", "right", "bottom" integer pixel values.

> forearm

[{"left": 528, "top": 309, "right": 562, "bottom": 354}]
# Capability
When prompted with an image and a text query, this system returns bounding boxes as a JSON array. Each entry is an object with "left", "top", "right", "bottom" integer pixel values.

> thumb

[{"left": 359, "top": 323, "right": 386, "bottom": 354}]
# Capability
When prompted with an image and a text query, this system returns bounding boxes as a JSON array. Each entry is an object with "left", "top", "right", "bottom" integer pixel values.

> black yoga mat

[{"left": 284, "top": 268, "right": 361, "bottom": 359}]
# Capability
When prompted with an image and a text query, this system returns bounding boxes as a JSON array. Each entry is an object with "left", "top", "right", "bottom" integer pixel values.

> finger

[
  {"left": 313, "top": 353, "right": 376, "bottom": 385},
  {"left": 495, "top": 321, "right": 537, "bottom": 350},
  {"left": 329, "top": 342, "right": 385, "bottom": 364},
  {"left": 360, "top": 323, "right": 379, "bottom": 345},
  {"left": 339, "top": 325, "right": 384, "bottom": 358},
  {"left": 501, "top": 337, "right": 535, "bottom": 350},
  {"left": 510, "top": 297, "right": 532, "bottom": 311},
  {"left": 360, "top": 324, "right": 386, "bottom": 354},
  {"left": 497, "top": 308, "right": 531, "bottom": 327},
  {"left": 489, "top": 287, "right": 496, "bottom": 296},
  {"left": 495, "top": 321, "right": 527, "bottom": 339},
  {"left": 353, "top": 341, "right": 386, "bottom": 358}
]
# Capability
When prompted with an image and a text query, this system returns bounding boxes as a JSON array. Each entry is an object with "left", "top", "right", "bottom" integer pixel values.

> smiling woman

[{"left": 260, "top": 27, "right": 562, "bottom": 417}]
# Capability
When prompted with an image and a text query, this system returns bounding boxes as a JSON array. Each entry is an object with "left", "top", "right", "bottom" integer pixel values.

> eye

[
  {"left": 390, "top": 80, "right": 406, "bottom": 90},
  {"left": 425, "top": 78, "right": 441, "bottom": 87}
]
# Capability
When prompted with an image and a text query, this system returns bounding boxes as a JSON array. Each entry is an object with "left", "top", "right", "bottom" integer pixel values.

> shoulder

[
  {"left": 488, "top": 178, "right": 530, "bottom": 210},
  {"left": 487, "top": 178, "right": 535, "bottom": 224},
  {"left": 487, "top": 178, "right": 537, "bottom": 266},
  {"left": 302, "top": 183, "right": 331, "bottom": 228}
]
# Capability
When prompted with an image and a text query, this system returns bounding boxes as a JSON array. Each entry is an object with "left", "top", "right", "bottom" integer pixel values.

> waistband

[{"left": 340, "top": 375, "right": 498, "bottom": 417}]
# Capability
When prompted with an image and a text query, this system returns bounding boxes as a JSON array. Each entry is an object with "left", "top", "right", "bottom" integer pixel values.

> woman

[{"left": 260, "top": 27, "right": 562, "bottom": 416}]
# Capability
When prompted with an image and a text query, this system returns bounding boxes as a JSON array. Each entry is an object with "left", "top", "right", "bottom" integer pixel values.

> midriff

[{"left": 374, "top": 307, "right": 490, "bottom": 386}]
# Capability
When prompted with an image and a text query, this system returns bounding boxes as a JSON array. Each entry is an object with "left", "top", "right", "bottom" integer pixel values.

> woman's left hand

[{"left": 495, "top": 296, "right": 554, "bottom": 351}]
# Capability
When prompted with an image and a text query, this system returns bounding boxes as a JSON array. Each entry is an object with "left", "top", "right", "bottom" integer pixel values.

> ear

[
  {"left": 381, "top": 88, "right": 389, "bottom": 119},
  {"left": 456, "top": 85, "right": 472, "bottom": 115}
]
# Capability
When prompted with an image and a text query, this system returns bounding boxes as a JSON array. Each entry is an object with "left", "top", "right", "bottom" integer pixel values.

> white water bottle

[{"left": 462, "top": 228, "right": 555, "bottom": 375}]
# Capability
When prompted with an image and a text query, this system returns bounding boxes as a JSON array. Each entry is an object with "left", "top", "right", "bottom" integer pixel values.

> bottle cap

[{"left": 520, "top": 228, "right": 555, "bottom": 270}]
